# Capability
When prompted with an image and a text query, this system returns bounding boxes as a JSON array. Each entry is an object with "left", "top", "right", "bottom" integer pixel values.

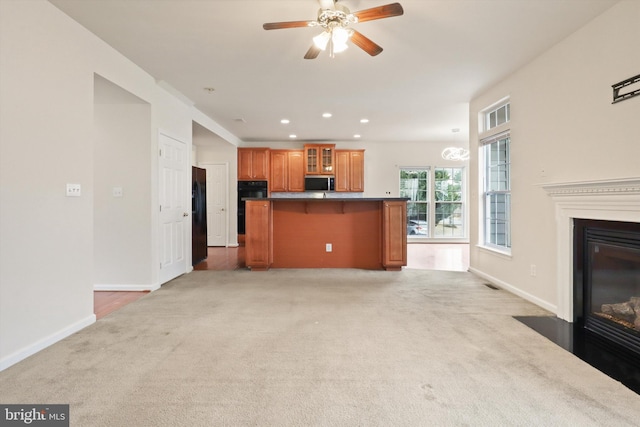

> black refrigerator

[{"left": 192, "top": 167, "right": 207, "bottom": 266}]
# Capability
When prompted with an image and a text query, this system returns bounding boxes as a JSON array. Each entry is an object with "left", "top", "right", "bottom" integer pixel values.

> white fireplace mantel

[{"left": 541, "top": 177, "right": 640, "bottom": 321}]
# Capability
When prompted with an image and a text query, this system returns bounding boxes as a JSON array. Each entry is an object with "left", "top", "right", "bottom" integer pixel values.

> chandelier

[{"left": 441, "top": 147, "right": 470, "bottom": 161}]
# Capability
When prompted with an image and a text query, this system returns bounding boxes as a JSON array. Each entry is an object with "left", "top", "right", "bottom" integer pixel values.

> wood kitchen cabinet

[
  {"left": 270, "top": 150, "right": 304, "bottom": 192},
  {"left": 304, "top": 144, "right": 335, "bottom": 175},
  {"left": 245, "top": 200, "right": 271, "bottom": 270},
  {"left": 335, "top": 149, "right": 364, "bottom": 192},
  {"left": 238, "top": 148, "right": 269, "bottom": 180},
  {"left": 382, "top": 200, "right": 407, "bottom": 271}
]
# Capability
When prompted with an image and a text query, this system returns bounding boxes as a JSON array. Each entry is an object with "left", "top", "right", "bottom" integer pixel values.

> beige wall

[
  {"left": 94, "top": 76, "right": 153, "bottom": 287},
  {"left": 0, "top": 0, "right": 198, "bottom": 369},
  {"left": 468, "top": 0, "right": 640, "bottom": 313}
]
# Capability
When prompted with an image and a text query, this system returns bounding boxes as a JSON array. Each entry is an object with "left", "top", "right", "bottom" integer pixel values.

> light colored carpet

[{"left": 1, "top": 269, "right": 639, "bottom": 426}]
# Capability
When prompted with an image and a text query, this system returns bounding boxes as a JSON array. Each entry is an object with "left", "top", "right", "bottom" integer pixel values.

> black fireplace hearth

[{"left": 515, "top": 315, "right": 640, "bottom": 394}]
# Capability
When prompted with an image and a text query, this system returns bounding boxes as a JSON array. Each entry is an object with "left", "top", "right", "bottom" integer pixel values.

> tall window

[
  {"left": 434, "top": 167, "right": 464, "bottom": 238},
  {"left": 400, "top": 168, "right": 429, "bottom": 236},
  {"left": 481, "top": 101, "right": 511, "bottom": 251}
]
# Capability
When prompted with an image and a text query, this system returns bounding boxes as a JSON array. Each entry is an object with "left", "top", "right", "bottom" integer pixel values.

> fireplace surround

[
  {"left": 542, "top": 177, "right": 640, "bottom": 322},
  {"left": 534, "top": 178, "right": 640, "bottom": 392}
]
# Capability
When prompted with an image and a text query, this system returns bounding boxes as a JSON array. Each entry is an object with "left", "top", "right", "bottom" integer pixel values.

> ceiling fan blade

[
  {"left": 263, "top": 20, "right": 316, "bottom": 30},
  {"left": 304, "top": 45, "right": 322, "bottom": 59},
  {"left": 353, "top": 2, "right": 404, "bottom": 23},
  {"left": 350, "top": 30, "right": 383, "bottom": 56}
]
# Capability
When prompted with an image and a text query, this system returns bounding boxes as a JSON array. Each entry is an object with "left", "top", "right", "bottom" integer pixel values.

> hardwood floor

[
  {"left": 406, "top": 243, "right": 470, "bottom": 271},
  {"left": 94, "top": 291, "right": 148, "bottom": 320},
  {"left": 95, "top": 243, "right": 469, "bottom": 318},
  {"left": 193, "top": 243, "right": 469, "bottom": 272},
  {"left": 193, "top": 246, "right": 246, "bottom": 271}
]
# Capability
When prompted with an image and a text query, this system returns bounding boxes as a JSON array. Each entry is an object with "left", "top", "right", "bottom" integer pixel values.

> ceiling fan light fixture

[
  {"left": 331, "top": 27, "right": 351, "bottom": 53},
  {"left": 331, "top": 39, "right": 349, "bottom": 53},
  {"left": 263, "top": 2, "right": 404, "bottom": 59},
  {"left": 332, "top": 27, "right": 350, "bottom": 44},
  {"left": 313, "top": 31, "right": 331, "bottom": 50}
]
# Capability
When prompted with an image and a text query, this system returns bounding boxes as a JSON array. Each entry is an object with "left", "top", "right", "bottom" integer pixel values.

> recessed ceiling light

[
  {"left": 280, "top": 119, "right": 290, "bottom": 124},
  {"left": 360, "top": 119, "right": 369, "bottom": 124},
  {"left": 451, "top": 128, "right": 460, "bottom": 133},
  {"left": 289, "top": 134, "right": 297, "bottom": 139},
  {"left": 322, "top": 113, "right": 332, "bottom": 118},
  {"left": 354, "top": 134, "right": 361, "bottom": 138}
]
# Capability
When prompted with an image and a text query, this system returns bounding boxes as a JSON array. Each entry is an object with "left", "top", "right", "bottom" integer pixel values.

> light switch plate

[{"left": 66, "top": 183, "right": 81, "bottom": 197}]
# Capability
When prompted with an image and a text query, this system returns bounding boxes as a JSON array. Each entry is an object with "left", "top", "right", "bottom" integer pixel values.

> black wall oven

[{"left": 237, "top": 180, "right": 268, "bottom": 234}]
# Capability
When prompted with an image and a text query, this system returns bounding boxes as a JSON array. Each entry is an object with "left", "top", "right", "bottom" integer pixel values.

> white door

[
  {"left": 159, "top": 133, "right": 188, "bottom": 284},
  {"left": 204, "top": 163, "right": 228, "bottom": 246}
]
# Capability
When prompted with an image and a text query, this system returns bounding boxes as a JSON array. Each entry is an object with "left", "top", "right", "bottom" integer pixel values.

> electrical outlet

[
  {"left": 326, "top": 243, "right": 332, "bottom": 252},
  {"left": 530, "top": 264, "right": 537, "bottom": 277},
  {"left": 112, "top": 187, "right": 123, "bottom": 197},
  {"left": 66, "top": 183, "right": 81, "bottom": 197}
]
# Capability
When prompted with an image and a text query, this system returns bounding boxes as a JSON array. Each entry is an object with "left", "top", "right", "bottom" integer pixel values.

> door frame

[{"left": 199, "top": 162, "right": 229, "bottom": 247}]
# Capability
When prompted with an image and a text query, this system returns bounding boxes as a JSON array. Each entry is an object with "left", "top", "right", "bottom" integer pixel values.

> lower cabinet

[
  {"left": 246, "top": 199, "right": 406, "bottom": 271},
  {"left": 245, "top": 200, "right": 271, "bottom": 270},
  {"left": 382, "top": 200, "right": 407, "bottom": 270}
]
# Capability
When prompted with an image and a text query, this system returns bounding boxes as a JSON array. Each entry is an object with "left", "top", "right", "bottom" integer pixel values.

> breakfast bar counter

[{"left": 244, "top": 197, "right": 408, "bottom": 271}]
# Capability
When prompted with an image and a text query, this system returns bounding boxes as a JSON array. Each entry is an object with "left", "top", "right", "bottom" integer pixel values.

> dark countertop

[{"left": 245, "top": 197, "right": 409, "bottom": 202}]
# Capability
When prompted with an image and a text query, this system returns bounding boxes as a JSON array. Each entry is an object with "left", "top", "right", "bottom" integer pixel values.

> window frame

[
  {"left": 400, "top": 166, "right": 467, "bottom": 241},
  {"left": 400, "top": 167, "right": 430, "bottom": 238},
  {"left": 479, "top": 99, "right": 512, "bottom": 255},
  {"left": 433, "top": 167, "right": 465, "bottom": 239}
]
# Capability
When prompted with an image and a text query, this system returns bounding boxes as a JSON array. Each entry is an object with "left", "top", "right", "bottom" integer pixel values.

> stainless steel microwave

[{"left": 304, "top": 176, "right": 335, "bottom": 192}]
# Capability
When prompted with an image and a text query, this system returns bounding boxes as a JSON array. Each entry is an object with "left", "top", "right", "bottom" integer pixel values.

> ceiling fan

[{"left": 263, "top": 0, "right": 404, "bottom": 59}]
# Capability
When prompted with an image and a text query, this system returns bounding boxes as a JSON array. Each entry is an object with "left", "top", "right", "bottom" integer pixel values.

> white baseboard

[
  {"left": 0, "top": 314, "right": 96, "bottom": 372},
  {"left": 468, "top": 267, "right": 558, "bottom": 315},
  {"left": 93, "top": 283, "right": 160, "bottom": 292}
]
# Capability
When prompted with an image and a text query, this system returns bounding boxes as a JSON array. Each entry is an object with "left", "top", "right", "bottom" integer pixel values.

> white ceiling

[{"left": 50, "top": 0, "right": 618, "bottom": 145}]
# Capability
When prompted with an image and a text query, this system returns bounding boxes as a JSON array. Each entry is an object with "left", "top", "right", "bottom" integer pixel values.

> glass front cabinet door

[{"left": 305, "top": 144, "right": 335, "bottom": 175}]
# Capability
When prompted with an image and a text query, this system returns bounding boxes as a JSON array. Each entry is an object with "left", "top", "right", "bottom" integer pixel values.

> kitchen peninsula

[{"left": 245, "top": 197, "right": 408, "bottom": 271}]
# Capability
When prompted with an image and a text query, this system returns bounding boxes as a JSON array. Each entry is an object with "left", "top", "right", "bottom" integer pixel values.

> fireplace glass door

[{"left": 582, "top": 221, "right": 640, "bottom": 355}]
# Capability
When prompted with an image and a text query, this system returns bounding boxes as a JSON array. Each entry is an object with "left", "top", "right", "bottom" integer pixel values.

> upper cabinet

[
  {"left": 304, "top": 144, "right": 335, "bottom": 175},
  {"left": 270, "top": 150, "right": 304, "bottom": 192},
  {"left": 239, "top": 145, "right": 362, "bottom": 192},
  {"left": 335, "top": 149, "right": 365, "bottom": 192},
  {"left": 238, "top": 148, "right": 269, "bottom": 180}
]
